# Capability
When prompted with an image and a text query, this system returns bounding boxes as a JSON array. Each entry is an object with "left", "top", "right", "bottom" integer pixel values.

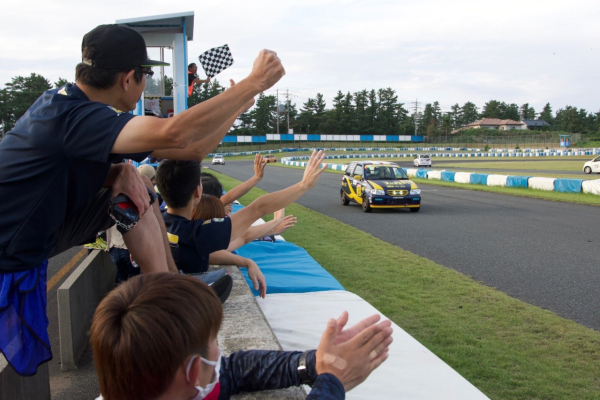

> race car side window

[
  {"left": 354, "top": 165, "right": 364, "bottom": 178},
  {"left": 346, "top": 162, "right": 357, "bottom": 176}
]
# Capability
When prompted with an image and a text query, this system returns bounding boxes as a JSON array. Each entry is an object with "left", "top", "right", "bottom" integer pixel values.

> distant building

[
  {"left": 521, "top": 119, "right": 551, "bottom": 130},
  {"left": 452, "top": 118, "right": 527, "bottom": 134}
]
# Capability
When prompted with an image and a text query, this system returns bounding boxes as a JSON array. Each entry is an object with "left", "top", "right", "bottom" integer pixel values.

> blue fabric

[
  {"left": 0, "top": 260, "right": 51, "bottom": 376},
  {"left": 251, "top": 136, "right": 267, "bottom": 143},
  {"left": 441, "top": 171, "right": 455, "bottom": 182},
  {"left": 416, "top": 169, "right": 428, "bottom": 179},
  {"left": 554, "top": 179, "right": 584, "bottom": 193},
  {"left": 0, "top": 83, "right": 135, "bottom": 272},
  {"left": 234, "top": 241, "right": 344, "bottom": 295},
  {"left": 470, "top": 173, "right": 488, "bottom": 185},
  {"left": 506, "top": 176, "right": 531, "bottom": 188}
]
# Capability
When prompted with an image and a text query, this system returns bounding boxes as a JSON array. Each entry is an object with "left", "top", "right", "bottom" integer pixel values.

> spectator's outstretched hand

[
  {"left": 248, "top": 50, "right": 285, "bottom": 92},
  {"left": 254, "top": 153, "right": 267, "bottom": 179},
  {"left": 301, "top": 150, "right": 327, "bottom": 190},
  {"left": 316, "top": 313, "right": 393, "bottom": 392},
  {"left": 272, "top": 215, "right": 297, "bottom": 235},
  {"left": 112, "top": 164, "right": 150, "bottom": 215},
  {"left": 246, "top": 258, "right": 267, "bottom": 298}
]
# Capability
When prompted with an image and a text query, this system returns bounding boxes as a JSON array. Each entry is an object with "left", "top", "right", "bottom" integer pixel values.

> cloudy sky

[{"left": 1, "top": 0, "right": 599, "bottom": 114}]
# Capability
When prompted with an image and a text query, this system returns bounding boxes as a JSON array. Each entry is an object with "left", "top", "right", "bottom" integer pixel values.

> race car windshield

[{"left": 364, "top": 166, "right": 409, "bottom": 180}]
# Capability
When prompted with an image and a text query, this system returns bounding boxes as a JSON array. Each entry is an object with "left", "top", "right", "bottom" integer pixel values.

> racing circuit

[{"left": 214, "top": 157, "right": 600, "bottom": 331}]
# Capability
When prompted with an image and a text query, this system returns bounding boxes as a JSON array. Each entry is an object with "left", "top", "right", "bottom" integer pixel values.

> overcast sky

[{"left": 1, "top": 0, "right": 599, "bottom": 114}]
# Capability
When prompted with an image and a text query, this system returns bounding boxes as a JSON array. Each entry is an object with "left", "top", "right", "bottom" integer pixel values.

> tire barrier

[
  {"left": 426, "top": 170, "right": 444, "bottom": 180},
  {"left": 486, "top": 175, "right": 508, "bottom": 187},
  {"left": 582, "top": 180, "right": 600, "bottom": 195},
  {"left": 469, "top": 173, "right": 488, "bottom": 186},
  {"left": 441, "top": 171, "right": 456, "bottom": 182},
  {"left": 454, "top": 172, "right": 472, "bottom": 184},
  {"left": 416, "top": 169, "right": 429, "bottom": 179},
  {"left": 554, "top": 179, "right": 585, "bottom": 193},
  {"left": 528, "top": 177, "right": 556, "bottom": 191},
  {"left": 506, "top": 176, "right": 531, "bottom": 188}
]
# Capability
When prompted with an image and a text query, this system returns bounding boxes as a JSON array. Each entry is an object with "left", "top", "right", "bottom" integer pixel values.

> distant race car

[
  {"left": 212, "top": 154, "right": 225, "bottom": 165},
  {"left": 340, "top": 161, "right": 421, "bottom": 213},
  {"left": 264, "top": 155, "right": 277, "bottom": 163},
  {"left": 583, "top": 156, "right": 600, "bottom": 174},
  {"left": 413, "top": 154, "right": 432, "bottom": 167}
]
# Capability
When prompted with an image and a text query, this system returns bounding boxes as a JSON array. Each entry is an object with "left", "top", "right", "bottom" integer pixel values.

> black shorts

[{"left": 48, "top": 189, "right": 115, "bottom": 258}]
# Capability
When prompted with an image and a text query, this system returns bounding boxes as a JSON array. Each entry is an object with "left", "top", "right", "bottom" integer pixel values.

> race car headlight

[
  {"left": 370, "top": 189, "right": 385, "bottom": 196},
  {"left": 410, "top": 189, "right": 421, "bottom": 195}
]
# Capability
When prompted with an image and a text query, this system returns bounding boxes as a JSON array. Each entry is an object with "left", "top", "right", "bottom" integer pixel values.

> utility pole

[
  {"left": 286, "top": 88, "right": 292, "bottom": 147},
  {"left": 276, "top": 88, "right": 279, "bottom": 136},
  {"left": 411, "top": 99, "right": 421, "bottom": 136}
]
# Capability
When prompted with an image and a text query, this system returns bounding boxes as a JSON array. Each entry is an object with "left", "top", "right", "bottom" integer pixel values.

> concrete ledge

[
  {"left": 57, "top": 250, "right": 116, "bottom": 371},
  {"left": 0, "top": 354, "right": 50, "bottom": 400},
  {"left": 214, "top": 266, "right": 305, "bottom": 399}
]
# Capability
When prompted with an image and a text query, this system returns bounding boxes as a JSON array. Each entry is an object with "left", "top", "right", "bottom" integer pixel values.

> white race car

[
  {"left": 583, "top": 156, "right": 600, "bottom": 174},
  {"left": 212, "top": 154, "right": 225, "bottom": 165},
  {"left": 413, "top": 154, "right": 432, "bottom": 167}
]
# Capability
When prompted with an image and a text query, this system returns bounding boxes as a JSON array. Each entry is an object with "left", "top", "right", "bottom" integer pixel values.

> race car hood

[{"left": 367, "top": 179, "right": 418, "bottom": 191}]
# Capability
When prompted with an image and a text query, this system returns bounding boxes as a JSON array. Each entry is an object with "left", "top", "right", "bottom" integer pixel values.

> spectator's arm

[
  {"left": 229, "top": 151, "right": 325, "bottom": 243},
  {"left": 220, "top": 153, "right": 266, "bottom": 205},
  {"left": 227, "top": 212, "right": 296, "bottom": 252},
  {"left": 111, "top": 50, "right": 284, "bottom": 155},
  {"left": 209, "top": 251, "right": 266, "bottom": 298}
]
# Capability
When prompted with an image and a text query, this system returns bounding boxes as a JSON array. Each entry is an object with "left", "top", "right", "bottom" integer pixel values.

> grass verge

[
  {"left": 211, "top": 170, "right": 600, "bottom": 399},
  {"left": 270, "top": 163, "right": 600, "bottom": 207}
]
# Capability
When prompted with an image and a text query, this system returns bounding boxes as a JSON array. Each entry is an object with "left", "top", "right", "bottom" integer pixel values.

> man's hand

[
  {"left": 316, "top": 313, "right": 393, "bottom": 392},
  {"left": 111, "top": 164, "right": 150, "bottom": 215},
  {"left": 253, "top": 153, "right": 267, "bottom": 180},
  {"left": 247, "top": 50, "right": 285, "bottom": 93},
  {"left": 301, "top": 150, "right": 327, "bottom": 190},
  {"left": 272, "top": 215, "right": 296, "bottom": 236},
  {"left": 246, "top": 258, "right": 267, "bottom": 298}
]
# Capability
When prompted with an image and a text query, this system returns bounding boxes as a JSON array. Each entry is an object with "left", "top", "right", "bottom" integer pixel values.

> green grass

[
  {"left": 268, "top": 162, "right": 600, "bottom": 207},
  {"left": 211, "top": 170, "right": 600, "bottom": 399}
]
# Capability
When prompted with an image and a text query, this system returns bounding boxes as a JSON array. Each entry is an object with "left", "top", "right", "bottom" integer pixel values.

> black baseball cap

[{"left": 82, "top": 24, "right": 169, "bottom": 69}]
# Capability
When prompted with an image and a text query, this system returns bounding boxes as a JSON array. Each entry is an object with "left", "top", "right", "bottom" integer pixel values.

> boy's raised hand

[{"left": 301, "top": 150, "right": 327, "bottom": 190}]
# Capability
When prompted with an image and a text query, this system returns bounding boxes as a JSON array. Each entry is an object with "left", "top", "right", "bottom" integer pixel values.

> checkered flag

[{"left": 198, "top": 44, "right": 234, "bottom": 78}]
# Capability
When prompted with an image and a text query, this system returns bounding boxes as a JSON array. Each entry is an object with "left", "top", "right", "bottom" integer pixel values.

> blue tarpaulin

[
  {"left": 554, "top": 179, "right": 584, "bottom": 193},
  {"left": 416, "top": 169, "right": 428, "bottom": 179},
  {"left": 506, "top": 176, "right": 531, "bottom": 188},
  {"left": 234, "top": 241, "right": 344, "bottom": 295},
  {"left": 441, "top": 171, "right": 455, "bottom": 182},
  {"left": 470, "top": 173, "right": 488, "bottom": 185}
]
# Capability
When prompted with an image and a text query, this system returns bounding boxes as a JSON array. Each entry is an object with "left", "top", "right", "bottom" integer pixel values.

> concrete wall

[
  {"left": 57, "top": 250, "right": 116, "bottom": 371},
  {"left": 0, "top": 354, "right": 50, "bottom": 400}
]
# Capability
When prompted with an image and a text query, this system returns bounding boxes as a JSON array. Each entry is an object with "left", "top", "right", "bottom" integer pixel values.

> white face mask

[{"left": 186, "top": 348, "right": 222, "bottom": 400}]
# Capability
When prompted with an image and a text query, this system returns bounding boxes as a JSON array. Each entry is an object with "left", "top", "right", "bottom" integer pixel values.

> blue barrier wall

[
  {"left": 506, "top": 176, "right": 531, "bottom": 188},
  {"left": 441, "top": 171, "right": 456, "bottom": 182},
  {"left": 416, "top": 169, "right": 428, "bottom": 178},
  {"left": 470, "top": 174, "right": 488, "bottom": 185},
  {"left": 554, "top": 179, "right": 584, "bottom": 193},
  {"left": 235, "top": 241, "right": 344, "bottom": 295}
]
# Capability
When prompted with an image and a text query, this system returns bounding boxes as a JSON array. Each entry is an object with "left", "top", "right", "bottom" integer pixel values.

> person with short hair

[
  {"left": 157, "top": 151, "right": 326, "bottom": 298},
  {"left": 0, "top": 23, "right": 285, "bottom": 375},
  {"left": 188, "top": 63, "right": 210, "bottom": 96},
  {"left": 91, "top": 273, "right": 393, "bottom": 400}
]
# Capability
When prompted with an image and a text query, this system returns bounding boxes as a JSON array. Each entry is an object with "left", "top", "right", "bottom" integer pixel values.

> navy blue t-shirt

[
  {"left": 162, "top": 213, "right": 232, "bottom": 274},
  {"left": 0, "top": 84, "right": 138, "bottom": 272}
]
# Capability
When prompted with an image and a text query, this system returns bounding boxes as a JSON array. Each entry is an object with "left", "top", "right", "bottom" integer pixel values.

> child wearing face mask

[{"left": 91, "top": 273, "right": 393, "bottom": 400}]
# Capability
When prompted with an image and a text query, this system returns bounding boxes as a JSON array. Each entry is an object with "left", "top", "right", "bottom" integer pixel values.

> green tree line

[{"left": 1, "top": 73, "right": 598, "bottom": 137}]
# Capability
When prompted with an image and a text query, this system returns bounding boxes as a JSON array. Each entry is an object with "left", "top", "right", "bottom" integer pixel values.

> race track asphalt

[{"left": 214, "top": 161, "right": 600, "bottom": 331}]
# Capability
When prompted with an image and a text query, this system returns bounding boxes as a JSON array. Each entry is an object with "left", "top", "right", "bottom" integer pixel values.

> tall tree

[
  {"left": 481, "top": 100, "right": 502, "bottom": 119},
  {"left": 0, "top": 73, "right": 52, "bottom": 132},
  {"left": 251, "top": 93, "right": 277, "bottom": 135},
  {"left": 519, "top": 103, "right": 536, "bottom": 120},
  {"left": 54, "top": 78, "right": 69, "bottom": 88},
  {"left": 450, "top": 103, "right": 463, "bottom": 129},
  {"left": 461, "top": 101, "right": 479, "bottom": 125},
  {"left": 539, "top": 102, "right": 553, "bottom": 125}
]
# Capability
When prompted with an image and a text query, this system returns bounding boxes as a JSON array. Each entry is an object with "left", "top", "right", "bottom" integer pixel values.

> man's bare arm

[{"left": 111, "top": 50, "right": 284, "bottom": 155}]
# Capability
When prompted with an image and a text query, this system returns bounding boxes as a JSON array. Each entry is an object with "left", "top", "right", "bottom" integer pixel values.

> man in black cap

[{"left": 0, "top": 23, "right": 285, "bottom": 376}]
